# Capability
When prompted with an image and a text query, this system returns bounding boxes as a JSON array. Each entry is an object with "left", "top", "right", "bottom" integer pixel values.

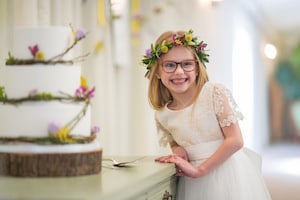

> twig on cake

[
  {"left": 0, "top": 93, "right": 86, "bottom": 105},
  {"left": 0, "top": 134, "right": 96, "bottom": 144}
]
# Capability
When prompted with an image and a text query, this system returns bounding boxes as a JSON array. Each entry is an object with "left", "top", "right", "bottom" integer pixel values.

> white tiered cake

[{"left": 0, "top": 26, "right": 102, "bottom": 177}]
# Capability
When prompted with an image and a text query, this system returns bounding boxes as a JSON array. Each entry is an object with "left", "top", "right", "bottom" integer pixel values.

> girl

[{"left": 142, "top": 30, "right": 271, "bottom": 199}]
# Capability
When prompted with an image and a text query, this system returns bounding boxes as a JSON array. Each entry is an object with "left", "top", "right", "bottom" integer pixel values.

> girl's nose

[{"left": 174, "top": 64, "right": 185, "bottom": 74}]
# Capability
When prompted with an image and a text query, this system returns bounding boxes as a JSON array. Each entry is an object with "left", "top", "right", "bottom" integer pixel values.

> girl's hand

[
  {"left": 172, "top": 146, "right": 189, "bottom": 161},
  {"left": 155, "top": 154, "right": 204, "bottom": 178}
]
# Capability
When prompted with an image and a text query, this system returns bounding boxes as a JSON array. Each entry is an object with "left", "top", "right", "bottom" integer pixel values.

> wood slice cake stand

[{"left": 0, "top": 145, "right": 102, "bottom": 177}]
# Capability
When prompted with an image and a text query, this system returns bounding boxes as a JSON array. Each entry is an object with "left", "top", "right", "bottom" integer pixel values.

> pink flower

[
  {"left": 87, "top": 87, "right": 96, "bottom": 98},
  {"left": 199, "top": 43, "right": 207, "bottom": 50},
  {"left": 75, "top": 86, "right": 95, "bottom": 99},
  {"left": 172, "top": 34, "right": 177, "bottom": 45},
  {"left": 28, "top": 45, "right": 39, "bottom": 57},
  {"left": 75, "top": 86, "right": 87, "bottom": 97}
]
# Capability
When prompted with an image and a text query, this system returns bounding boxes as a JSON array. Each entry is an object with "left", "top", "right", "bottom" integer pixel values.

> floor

[{"left": 261, "top": 143, "right": 300, "bottom": 200}]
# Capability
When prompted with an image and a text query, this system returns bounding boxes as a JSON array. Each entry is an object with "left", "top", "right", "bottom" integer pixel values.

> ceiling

[{"left": 253, "top": 0, "right": 300, "bottom": 41}]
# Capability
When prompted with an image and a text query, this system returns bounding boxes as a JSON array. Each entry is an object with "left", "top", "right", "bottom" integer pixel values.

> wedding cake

[{"left": 0, "top": 26, "right": 102, "bottom": 177}]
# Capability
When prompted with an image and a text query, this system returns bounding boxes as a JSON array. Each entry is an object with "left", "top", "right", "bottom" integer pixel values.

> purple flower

[
  {"left": 75, "top": 28, "right": 87, "bottom": 40},
  {"left": 48, "top": 122, "right": 62, "bottom": 135},
  {"left": 91, "top": 125, "right": 100, "bottom": 135},
  {"left": 29, "top": 89, "right": 38, "bottom": 96},
  {"left": 145, "top": 49, "right": 152, "bottom": 58},
  {"left": 28, "top": 45, "right": 39, "bottom": 57}
]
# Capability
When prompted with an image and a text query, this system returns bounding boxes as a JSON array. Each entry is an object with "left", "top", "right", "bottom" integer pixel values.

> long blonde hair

[{"left": 147, "top": 30, "right": 209, "bottom": 110}]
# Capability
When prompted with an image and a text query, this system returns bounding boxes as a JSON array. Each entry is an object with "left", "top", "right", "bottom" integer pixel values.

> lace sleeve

[
  {"left": 155, "top": 113, "right": 174, "bottom": 147},
  {"left": 213, "top": 84, "right": 244, "bottom": 127}
]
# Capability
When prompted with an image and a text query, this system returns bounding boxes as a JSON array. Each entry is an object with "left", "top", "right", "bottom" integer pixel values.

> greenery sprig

[{"left": 0, "top": 91, "right": 86, "bottom": 105}]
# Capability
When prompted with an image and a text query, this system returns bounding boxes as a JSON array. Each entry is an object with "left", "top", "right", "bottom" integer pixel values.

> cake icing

[
  {"left": 13, "top": 27, "right": 73, "bottom": 60},
  {"left": 0, "top": 65, "right": 80, "bottom": 98}
]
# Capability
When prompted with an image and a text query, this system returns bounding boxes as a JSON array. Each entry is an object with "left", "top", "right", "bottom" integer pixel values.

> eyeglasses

[{"left": 161, "top": 60, "right": 198, "bottom": 73}]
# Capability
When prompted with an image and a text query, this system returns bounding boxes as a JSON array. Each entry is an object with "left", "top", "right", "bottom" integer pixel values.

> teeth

[{"left": 172, "top": 78, "right": 186, "bottom": 84}]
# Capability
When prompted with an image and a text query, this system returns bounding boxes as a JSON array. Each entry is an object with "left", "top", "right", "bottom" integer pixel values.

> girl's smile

[{"left": 169, "top": 76, "right": 189, "bottom": 86}]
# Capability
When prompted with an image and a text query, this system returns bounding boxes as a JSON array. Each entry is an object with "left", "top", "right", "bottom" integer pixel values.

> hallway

[{"left": 262, "top": 143, "right": 300, "bottom": 200}]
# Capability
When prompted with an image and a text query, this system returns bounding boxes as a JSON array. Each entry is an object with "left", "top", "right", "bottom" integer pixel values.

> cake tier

[
  {"left": 13, "top": 26, "right": 73, "bottom": 60},
  {"left": 0, "top": 102, "right": 91, "bottom": 138},
  {"left": 0, "top": 65, "right": 80, "bottom": 98}
]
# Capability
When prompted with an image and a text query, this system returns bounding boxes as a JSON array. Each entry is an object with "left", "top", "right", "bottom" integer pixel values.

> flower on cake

[
  {"left": 91, "top": 125, "right": 100, "bottom": 135},
  {"left": 28, "top": 45, "right": 45, "bottom": 61},
  {"left": 48, "top": 122, "right": 75, "bottom": 144},
  {"left": 73, "top": 27, "right": 87, "bottom": 41},
  {"left": 75, "top": 76, "right": 96, "bottom": 98}
]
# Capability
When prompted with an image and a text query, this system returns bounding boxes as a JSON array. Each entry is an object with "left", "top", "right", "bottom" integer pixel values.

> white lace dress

[{"left": 155, "top": 82, "right": 271, "bottom": 200}]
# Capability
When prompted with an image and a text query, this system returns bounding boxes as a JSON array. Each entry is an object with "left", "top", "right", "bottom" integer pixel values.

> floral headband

[{"left": 142, "top": 29, "right": 209, "bottom": 77}]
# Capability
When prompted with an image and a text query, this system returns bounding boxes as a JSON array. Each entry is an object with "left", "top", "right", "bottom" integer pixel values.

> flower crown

[{"left": 142, "top": 29, "right": 209, "bottom": 77}]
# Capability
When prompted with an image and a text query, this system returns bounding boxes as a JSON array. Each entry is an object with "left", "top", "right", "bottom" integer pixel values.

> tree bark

[{"left": 0, "top": 149, "right": 102, "bottom": 177}]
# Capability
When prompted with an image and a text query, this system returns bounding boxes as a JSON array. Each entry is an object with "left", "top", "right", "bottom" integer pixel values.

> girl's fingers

[{"left": 155, "top": 154, "right": 177, "bottom": 162}]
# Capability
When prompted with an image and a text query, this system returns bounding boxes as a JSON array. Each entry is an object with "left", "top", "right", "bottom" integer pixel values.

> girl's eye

[
  {"left": 182, "top": 61, "right": 193, "bottom": 67},
  {"left": 164, "top": 62, "right": 176, "bottom": 68}
]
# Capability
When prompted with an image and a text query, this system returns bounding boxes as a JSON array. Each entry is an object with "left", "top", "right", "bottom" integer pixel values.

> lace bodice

[{"left": 155, "top": 82, "right": 243, "bottom": 147}]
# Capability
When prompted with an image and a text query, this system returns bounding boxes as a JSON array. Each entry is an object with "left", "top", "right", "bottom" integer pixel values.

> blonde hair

[{"left": 147, "top": 30, "right": 209, "bottom": 110}]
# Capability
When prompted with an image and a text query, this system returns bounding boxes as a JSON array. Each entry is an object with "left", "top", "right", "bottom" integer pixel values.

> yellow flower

[
  {"left": 56, "top": 127, "right": 70, "bottom": 142},
  {"left": 175, "top": 39, "right": 182, "bottom": 45},
  {"left": 80, "top": 76, "right": 89, "bottom": 88},
  {"left": 161, "top": 45, "right": 169, "bottom": 53},
  {"left": 185, "top": 33, "right": 193, "bottom": 42},
  {"left": 35, "top": 51, "right": 45, "bottom": 60}
]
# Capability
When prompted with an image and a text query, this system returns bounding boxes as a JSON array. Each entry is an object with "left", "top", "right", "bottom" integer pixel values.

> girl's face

[{"left": 159, "top": 46, "right": 198, "bottom": 96}]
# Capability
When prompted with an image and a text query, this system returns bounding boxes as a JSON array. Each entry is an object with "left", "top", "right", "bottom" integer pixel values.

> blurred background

[{"left": 0, "top": 0, "right": 299, "bottom": 199}]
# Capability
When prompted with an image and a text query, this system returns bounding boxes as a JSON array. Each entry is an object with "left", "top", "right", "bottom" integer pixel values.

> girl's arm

[
  {"left": 155, "top": 122, "right": 243, "bottom": 178},
  {"left": 193, "top": 122, "right": 243, "bottom": 177}
]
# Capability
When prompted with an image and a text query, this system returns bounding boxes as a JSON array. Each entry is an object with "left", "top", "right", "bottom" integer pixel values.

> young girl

[{"left": 142, "top": 30, "right": 271, "bottom": 199}]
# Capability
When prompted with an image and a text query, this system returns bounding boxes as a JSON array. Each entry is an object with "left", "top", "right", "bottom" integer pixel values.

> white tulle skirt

[{"left": 176, "top": 148, "right": 272, "bottom": 200}]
